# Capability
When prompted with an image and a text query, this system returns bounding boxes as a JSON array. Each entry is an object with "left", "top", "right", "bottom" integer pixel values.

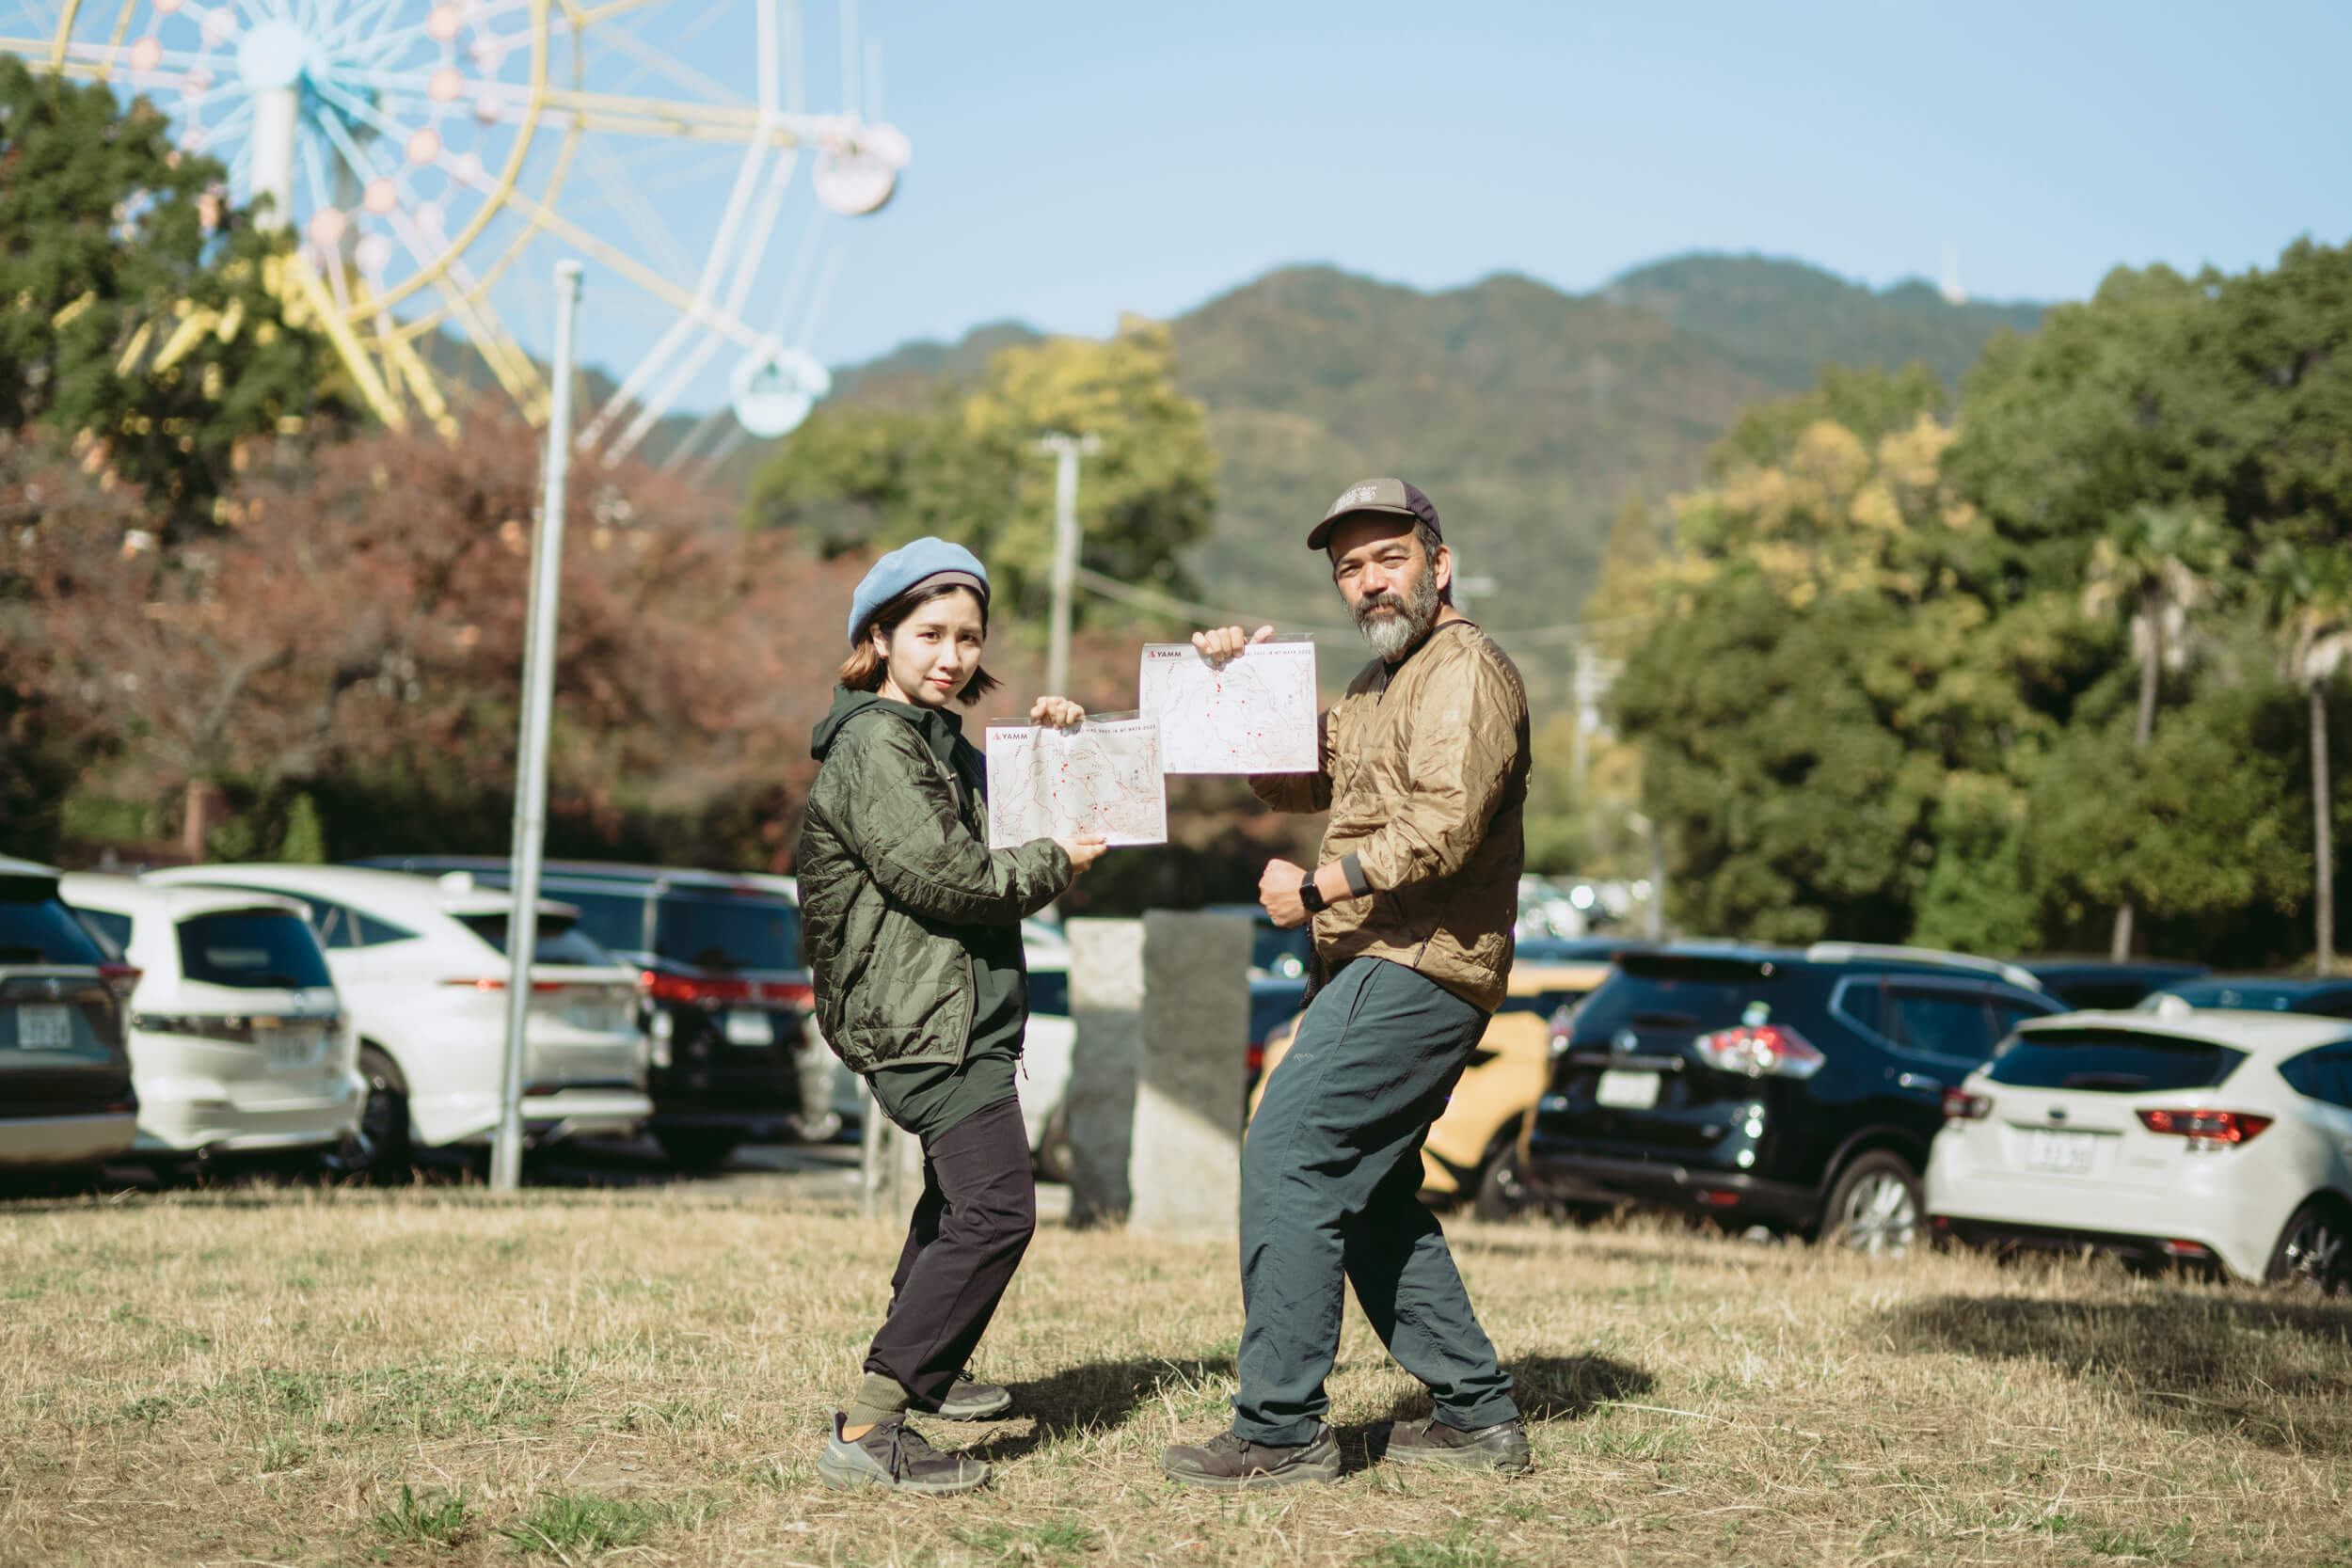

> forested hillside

[{"left": 758, "top": 254, "right": 2047, "bottom": 655}]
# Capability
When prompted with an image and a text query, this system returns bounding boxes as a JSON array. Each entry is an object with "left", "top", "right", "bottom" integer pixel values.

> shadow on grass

[
  {"left": 1880, "top": 1292, "right": 2352, "bottom": 1454},
  {"left": 961, "top": 1351, "right": 1653, "bottom": 1472},
  {"left": 964, "top": 1355, "right": 1237, "bottom": 1465}
]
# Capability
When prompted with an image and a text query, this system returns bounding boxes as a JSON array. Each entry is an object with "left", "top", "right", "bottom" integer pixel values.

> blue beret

[{"left": 847, "top": 537, "right": 992, "bottom": 645}]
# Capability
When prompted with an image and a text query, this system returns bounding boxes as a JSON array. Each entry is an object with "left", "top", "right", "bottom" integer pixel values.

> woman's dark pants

[
  {"left": 1232, "top": 957, "right": 1520, "bottom": 1447},
  {"left": 866, "top": 1094, "right": 1037, "bottom": 1411}
]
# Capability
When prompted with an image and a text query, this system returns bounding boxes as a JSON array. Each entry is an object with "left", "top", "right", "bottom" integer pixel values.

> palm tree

[
  {"left": 2080, "top": 503, "right": 2226, "bottom": 959},
  {"left": 2259, "top": 544, "right": 2352, "bottom": 975}
]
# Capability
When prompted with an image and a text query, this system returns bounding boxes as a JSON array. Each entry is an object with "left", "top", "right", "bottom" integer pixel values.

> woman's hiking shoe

[
  {"left": 818, "top": 1413, "right": 991, "bottom": 1496},
  {"left": 936, "top": 1376, "right": 1013, "bottom": 1421},
  {"left": 1368, "top": 1416, "right": 1533, "bottom": 1474},
  {"left": 1160, "top": 1427, "right": 1343, "bottom": 1491}
]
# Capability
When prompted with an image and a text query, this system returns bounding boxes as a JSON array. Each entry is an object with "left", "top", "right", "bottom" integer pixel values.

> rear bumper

[
  {"left": 428, "top": 1087, "right": 652, "bottom": 1147},
  {"left": 132, "top": 1071, "right": 365, "bottom": 1154},
  {"left": 1925, "top": 1129, "right": 2290, "bottom": 1281},
  {"left": 1930, "top": 1215, "right": 2247, "bottom": 1275},
  {"left": 1522, "top": 1147, "right": 1820, "bottom": 1229},
  {"left": 0, "top": 1112, "right": 138, "bottom": 1169}
]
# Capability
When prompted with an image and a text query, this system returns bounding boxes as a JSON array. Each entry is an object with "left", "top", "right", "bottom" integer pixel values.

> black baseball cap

[{"left": 1308, "top": 476, "right": 1442, "bottom": 551}]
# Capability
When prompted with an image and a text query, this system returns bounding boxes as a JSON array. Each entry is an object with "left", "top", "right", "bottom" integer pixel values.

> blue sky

[{"left": 789, "top": 0, "right": 2345, "bottom": 370}]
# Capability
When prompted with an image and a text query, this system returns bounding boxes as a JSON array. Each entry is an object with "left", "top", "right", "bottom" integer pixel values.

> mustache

[{"left": 1355, "top": 591, "right": 1407, "bottom": 615}]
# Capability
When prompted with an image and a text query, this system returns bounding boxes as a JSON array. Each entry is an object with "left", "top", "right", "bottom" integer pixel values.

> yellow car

[{"left": 1249, "top": 958, "right": 1613, "bottom": 1218}]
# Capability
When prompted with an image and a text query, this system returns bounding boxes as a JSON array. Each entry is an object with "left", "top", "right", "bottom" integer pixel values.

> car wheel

[
  {"left": 1820, "top": 1150, "right": 1922, "bottom": 1258},
  {"left": 654, "top": 1129, "right": 742, "bottom": 1170},
  {"left": 1033, "top": 1102, "right": 1075, "bottom": 1186},
  {"left": 1472, "top": 1130, "right": 1539, "bottom": 1222},
  {"left": 2266, "top": 1198, "right": 2352, "bottom": 1295},
  {"left": 352, "top": 1046, "right": 414, "bottom": 1183}
]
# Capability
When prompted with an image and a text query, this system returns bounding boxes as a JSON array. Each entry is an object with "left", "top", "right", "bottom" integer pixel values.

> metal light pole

[
  {"left": 1034, "top": 432, "right": 1099, "bottom": 698},
  {"left": 491, "top": 259, "right": 584, "bottom": 1194}
]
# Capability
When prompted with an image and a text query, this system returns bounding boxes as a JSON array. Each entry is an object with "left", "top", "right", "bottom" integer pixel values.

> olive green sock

[{"left": 844, "top": 1373, "right": 911, "bottom": 1432}]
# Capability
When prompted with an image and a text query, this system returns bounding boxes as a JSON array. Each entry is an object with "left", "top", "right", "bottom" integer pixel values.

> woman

[{"left": 797, "top": 537, "right": 1105, "bottom": 1496}]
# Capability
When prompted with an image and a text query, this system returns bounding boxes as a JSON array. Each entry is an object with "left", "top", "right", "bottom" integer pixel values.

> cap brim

[{"left": 1306, "top": 503, "right": 1420, "bottom": 552}]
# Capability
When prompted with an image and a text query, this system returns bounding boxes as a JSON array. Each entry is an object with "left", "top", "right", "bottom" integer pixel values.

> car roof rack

[{"left": 1802, "top": 942, "right": 2044, "bottom": 992}]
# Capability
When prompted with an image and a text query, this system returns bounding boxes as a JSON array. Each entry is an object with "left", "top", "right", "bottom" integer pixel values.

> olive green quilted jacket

[{"left": 798, "top": 689, "right": 1071, "bottom": 1074}]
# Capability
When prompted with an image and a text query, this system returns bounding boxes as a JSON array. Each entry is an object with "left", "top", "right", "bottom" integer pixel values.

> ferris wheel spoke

[
  {"left": 597, "top": 0, "right": 729, "bottom": 98},
  {"left": 576, "top": 135, "right": 696, "bottom": 279},
  {"left": 589, "top": 18, "right": 743, "bottom": 107}
]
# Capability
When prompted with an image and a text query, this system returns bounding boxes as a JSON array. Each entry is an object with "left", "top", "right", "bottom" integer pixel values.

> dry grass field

[{"left": 4, "top": 1183, "right": 2351, "bottom": 1568}]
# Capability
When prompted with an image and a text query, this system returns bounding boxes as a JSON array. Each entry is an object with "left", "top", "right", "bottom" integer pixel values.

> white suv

[
  {"left": 63, "top": 875, "right": 363, "bottom": 1167},
  {"left": 146, "top": 864, "right": 650, "bottom": 1174}
]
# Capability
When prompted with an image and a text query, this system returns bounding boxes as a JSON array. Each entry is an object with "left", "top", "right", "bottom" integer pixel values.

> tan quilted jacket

[{"left": 1251, "top": 618, "right": 1531, "bottom": 1012}]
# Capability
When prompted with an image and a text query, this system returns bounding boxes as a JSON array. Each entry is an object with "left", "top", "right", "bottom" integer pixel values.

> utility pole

[
  {"left": 491, "top": 259, "right": 584, "bottom": 1194},
  {"left": 1034, "top": 432, "right": 1099, "bottom": 698}
]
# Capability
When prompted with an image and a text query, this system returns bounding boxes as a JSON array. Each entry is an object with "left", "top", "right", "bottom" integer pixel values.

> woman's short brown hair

[{"left": 835, "top": 579, "right": 1001, "bottom": 706}]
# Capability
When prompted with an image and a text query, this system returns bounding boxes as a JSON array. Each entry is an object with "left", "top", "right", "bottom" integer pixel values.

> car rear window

[
  {"left": 551, "top": 890, "right": 652, "bottom": 955},
  {"left": 1565, "top": 956, "right": 1782, "bottom": 1041},
  {"left": 0, "top": 876, "right": 108, "bottom": 967},
  {"left": 177, "top": 911, "right": 335, "bottom": 990},
  {"left": 652, "top": 895, "right": 800, "bottom": 972},
  {"left": 456, "top": 912, "right": 614, "bottom": 967},
  {"left": 2162, "top": 982, "right": 2352, "bottom": 1016},
  {"left": 1249, "top": 982, "right": 1306, "bottom": 1045},
  {"left": 1988, "top": 1027, "right": 2246, "bottom": 1093}
]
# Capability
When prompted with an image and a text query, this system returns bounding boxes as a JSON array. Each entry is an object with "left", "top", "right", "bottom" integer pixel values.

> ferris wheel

[{"left": 1, "top": 0, "right": 902, "bottom": 458}]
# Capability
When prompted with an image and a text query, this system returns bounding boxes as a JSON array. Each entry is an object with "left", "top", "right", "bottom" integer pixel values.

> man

[{"left": 1161, "top": 477, "right": 1534, "bottom": 1491}]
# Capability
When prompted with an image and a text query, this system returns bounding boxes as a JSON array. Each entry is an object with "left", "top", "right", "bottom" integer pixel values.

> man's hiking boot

[
  {"left": 936, "top": 1375, "right": 1012, "bottom": 1421},
  {"left": 1368, "top": 1415, "right": 1533, "bottom": 1474},
  {"left": 817, "top": 1413, "right": 990, "bottom": 1496},
  {"left": 1160, "top": 1427, "right": 1343, "bottom": 1491}
]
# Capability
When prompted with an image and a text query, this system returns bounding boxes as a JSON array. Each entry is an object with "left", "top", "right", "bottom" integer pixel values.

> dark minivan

[
  {"left": 1, "top": 857, "right": 137, "bottom": 1180},
  {"left": 358, "top": 857, "right": 814, "bottom": 1167},
  {"left": 1523, "top": 942, "right": 2064, "bottom": 1252}
]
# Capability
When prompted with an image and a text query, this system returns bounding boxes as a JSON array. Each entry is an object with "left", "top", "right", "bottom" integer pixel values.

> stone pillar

[
  {"left": 1064, "top": 917, "right": 1143, "bottom": 1227},
  {"left": 859, "top": 1082, "right": 924, "bottom": 1227},
  {"left": 1129, "top": 911, "right": 1251, "bottom": 1237}
]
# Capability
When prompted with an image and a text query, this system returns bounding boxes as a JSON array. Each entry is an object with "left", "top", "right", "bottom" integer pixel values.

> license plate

[
  {"left": 723, "top": 1009, "right": 774, "bottom": 1046},
  {"left": 263, "top": 1026, "right": 317, "bottom": 1069},
  {"left": 14, "top": 1004, "right": 72, "bottom": 1049},
  {"left": 2025, "top": 1128, "right": 2099, "bottom": 1174},
  {"left": 1595, "top": 1069, "right": 1660, "bottom": 1110}
]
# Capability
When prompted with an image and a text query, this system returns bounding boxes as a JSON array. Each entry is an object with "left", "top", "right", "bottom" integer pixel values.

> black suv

[
  {"left": 1523, "top": 942, "right": 2064, "bottom": 1251},
  {"left": 1, "top": 856, "right": 136, "bottom": 1181},
  {"left": 357, "top": 857, "right": 815, "bottom": 1167}
]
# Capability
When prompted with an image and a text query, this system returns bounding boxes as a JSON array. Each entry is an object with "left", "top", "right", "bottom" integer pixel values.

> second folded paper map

[{"left": 1138, "top": 638, "right": 1319, "bottom": 774}]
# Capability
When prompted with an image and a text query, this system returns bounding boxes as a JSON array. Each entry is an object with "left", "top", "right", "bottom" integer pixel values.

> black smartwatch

[{"left": 1298, "top": 872, "right": 1327, "bottom": 915}]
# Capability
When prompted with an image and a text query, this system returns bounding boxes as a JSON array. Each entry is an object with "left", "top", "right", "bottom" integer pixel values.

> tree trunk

[
  {"left": 2316, "top": 683, "right": 2335, "bottom": 978},
  {"left": 2112, "top": 582, "right": 2166, "bottom": 959}
]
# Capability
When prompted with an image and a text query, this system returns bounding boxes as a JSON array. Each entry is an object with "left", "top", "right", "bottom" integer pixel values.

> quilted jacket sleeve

[
  {"left": 1347, "top": 646, "right": 1522, "bottom": 893},
  {"left": 837, "top": 717, "right": 1071, "bottom": 926}
]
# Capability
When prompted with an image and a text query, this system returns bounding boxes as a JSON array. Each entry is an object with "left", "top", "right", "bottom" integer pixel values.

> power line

[{"left": 1072, "top": 565, "right": 1652, "bottom": 645}]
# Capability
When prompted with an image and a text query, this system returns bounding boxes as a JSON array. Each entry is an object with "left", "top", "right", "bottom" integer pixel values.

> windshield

[
  {"left": 456, "top": 912, "right": 615, "bottom": 967},
  {"left": 1988, "top": 1028, "right": 2246, "bottom": 1093},
  {"left": 0, "top": 878, "right": 107, "bottom": 967},
  {"left": 1565, "top": 957, "right": 1782, "bottom": 1043},
  {"left": 176, "top": 911, "right": 335, "bottom": 990},
  {"left": 2161, "top": 983, "right": 2349, "bottom": 1017},
  {"left": 653, "top": 895, "right": 800, "bottom": 972}
]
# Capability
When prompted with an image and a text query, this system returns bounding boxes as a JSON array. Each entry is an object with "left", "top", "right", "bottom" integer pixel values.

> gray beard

[{"left": 1354, "top": 567, "right": 1441, "bottom": 660}]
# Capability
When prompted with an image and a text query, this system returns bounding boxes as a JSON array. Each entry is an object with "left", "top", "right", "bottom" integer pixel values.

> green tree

[
  {"left": 743, "top": 316, "right": 1216, "bottom": 617},
  {"left": 2258, "top": 544, "right": 2352, "bottom": 972},
  {"left": 2078, "top": 501, "right": 2230, "bottom": 957},
  {"left": 0, "top": 59, "right": 335, "bottom": 528}
]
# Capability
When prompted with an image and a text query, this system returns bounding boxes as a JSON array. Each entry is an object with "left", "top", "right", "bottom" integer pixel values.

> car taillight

[
  {"left": 1246, "top": 1042, "right": 1265, "bottom": 1076},
  {"left": 98, "top": 962, "right": 141, "bottom": 1000},
  {"left": 640, "top": 971, "right": 754, "bottom": 1006},
  {"left": 2137, "top": 1108, "right": 2272, "bottom": 1145},
  {"left": 441, "top": 978, "right": 563, "bottom": 991},
  {"left": 1942, "top": 1088, "right": 1993, "bottom": 1120},
  {"left": 1692, "top": 1022, "right": 1825, "bottom": 1079},
  {"left": 758, "top": 979, "right": 814, "bottom": 1007}
]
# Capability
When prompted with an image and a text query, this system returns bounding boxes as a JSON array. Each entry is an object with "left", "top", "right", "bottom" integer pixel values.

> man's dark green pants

[{"left": 1233, "top": 956, "right": 1520, "bottom": 1447}]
